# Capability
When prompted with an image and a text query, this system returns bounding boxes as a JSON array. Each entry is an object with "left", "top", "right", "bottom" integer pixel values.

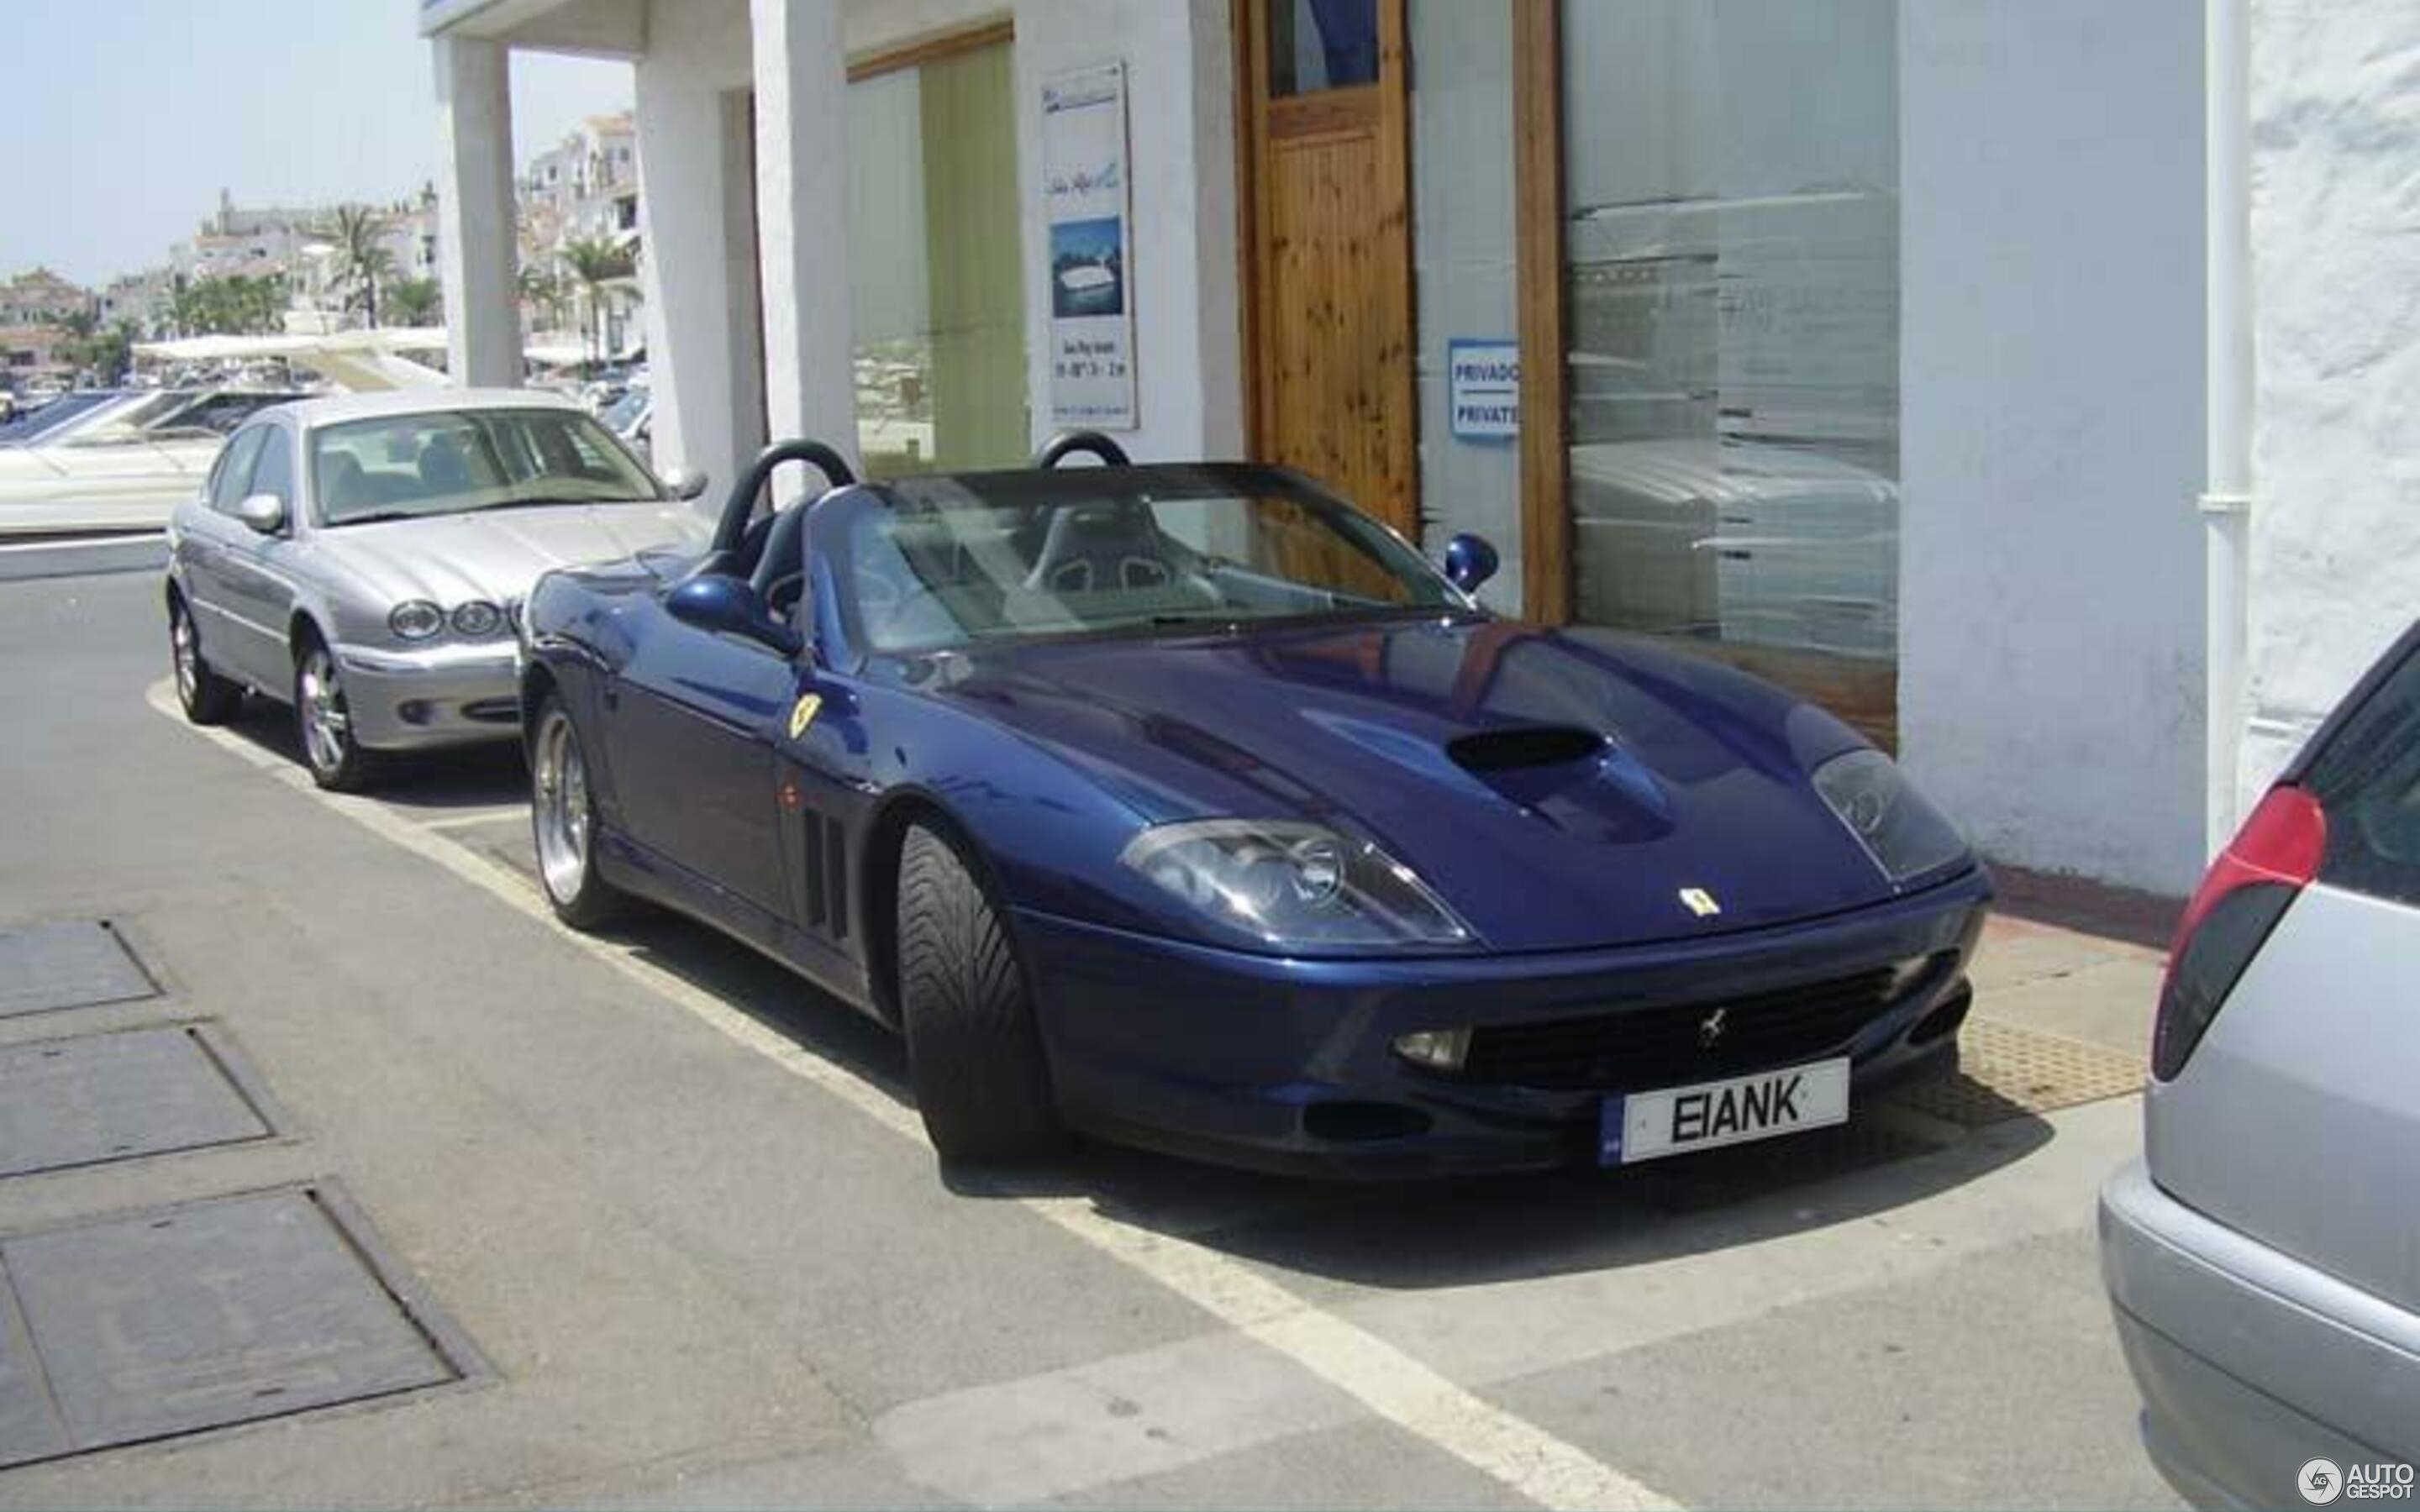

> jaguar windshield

[
  {"left": 834, "top": 465, "right": 1463, "bottom": 654},
  {"left": 313, "top": 407, "right": 662, "bottom": 526}
]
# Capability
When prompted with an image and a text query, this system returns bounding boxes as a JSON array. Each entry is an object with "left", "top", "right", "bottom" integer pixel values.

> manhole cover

[
  {"left": 0, "top": 1025, "right": 278, "bottom": 1179},
  {"left": 1888, "top": 1018, "right": 2146, "bottom": 1126},
  {"left": 0, "top": 921, "right": 156, "bottom": 1017},
  {"left": 0, "top": 1187, "right": 472, "bottom": 1467}
]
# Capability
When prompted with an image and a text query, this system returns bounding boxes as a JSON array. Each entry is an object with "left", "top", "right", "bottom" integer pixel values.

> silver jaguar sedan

[{"left": 164, "top": 389, "right": 709, "bottom": 790}]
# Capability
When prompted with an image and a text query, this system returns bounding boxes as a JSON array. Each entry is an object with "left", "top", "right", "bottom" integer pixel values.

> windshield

[
  {"left": 0, "top": 391, "right": 120, "bottom": 445},
  {"left": 599, "top": 386, "right": 650, "bottom": 433},
  {"left": 312, "top": 407, "right": 662, "bottom": 526},
  {"left": 833, "top": 465, "right": 1461, "bottom": 654}
]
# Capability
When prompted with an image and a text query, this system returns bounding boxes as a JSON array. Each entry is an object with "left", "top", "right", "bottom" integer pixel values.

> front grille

[{"left": 1460, "top": 958, "right": 1939, "bottom": 1092}]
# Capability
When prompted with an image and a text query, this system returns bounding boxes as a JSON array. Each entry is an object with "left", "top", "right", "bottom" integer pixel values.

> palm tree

[
  {"left": 324, "top": 205, "right": 397, "bottom": 328},
  {"left": 558, "top": 237, "right": 634, "bottom": 368},
  {"left": 517, "top": 264, "right": 569, "bottom": 337},
  {"left": 386, "top": 277, "right": 442, "bottom": 328}
]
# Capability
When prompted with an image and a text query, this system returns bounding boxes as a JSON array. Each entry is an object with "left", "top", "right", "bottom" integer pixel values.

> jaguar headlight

[
  {"left": 1119, "top": 819, "right": 1472, "bottom": 952},
  {"left": 1812, "top": 749, "right": 1969, "bottom": 885},
  {"left": 450, "top": 600, "right": 503, "bottom": 637},
  {"left": 388, "top": 600, "right": 445, "bottom": 641}
]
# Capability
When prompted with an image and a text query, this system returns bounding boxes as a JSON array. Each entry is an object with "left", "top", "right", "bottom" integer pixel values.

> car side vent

[
  {"left": 1446, "top": 726, "right": 1605, "bottom": 774},
  {"left": 799, "top": 811, "right": 850, "bottom": 940}
]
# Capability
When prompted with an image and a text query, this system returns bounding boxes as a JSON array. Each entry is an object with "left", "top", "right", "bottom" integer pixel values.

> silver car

[
  {"left": 2101, "top": 621, "right": 2420, "bottom": 1507},
  {"left": 164, "top": 388, "right": 709, "bottom": 790}
]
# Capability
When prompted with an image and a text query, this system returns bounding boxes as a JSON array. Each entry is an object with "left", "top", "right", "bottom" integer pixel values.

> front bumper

[
  {"left": 2098, "top": 1159, "right": 2420, "bottom": 1509},
  {"left": 1017, "top": 867, "right": 1991, "bottom": 1177},
  {"left": 334, "top": 639, "right": 523, "bottom": 751}
]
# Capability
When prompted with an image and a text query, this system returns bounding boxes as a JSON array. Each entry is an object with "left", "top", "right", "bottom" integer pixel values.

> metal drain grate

[
  {"left": 0, "top": 921, "right": 156, "bottom": 1017},
  {"left": 0, "top": 1024, "right": 280, "bottom": 1179},
  {"left": 1887, "top": 1018, "right": 2146, "bottom": 1126},
  {"left": 0, "top": 1185, "right": 478, "bottom": 1467}
]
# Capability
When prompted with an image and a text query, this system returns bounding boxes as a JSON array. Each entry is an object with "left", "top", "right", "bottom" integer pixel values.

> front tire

[
  {"left": 529, "top": 693, "right": 625, "bottom": 929},
  {"left": 896, "top": 822, "right": 1062, "bottom": 1164},
  {"left": 169, "top": 593, "right": 241, "bottom": 725},
  {"left": 293, "top": 634, "right": 381, "bottom": 791}
]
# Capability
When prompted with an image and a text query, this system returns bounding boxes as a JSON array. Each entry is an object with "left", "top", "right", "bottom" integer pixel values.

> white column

[
  {"left": 433, "top": 36, "right": 522, "bottom": 387},
  {"left": 634, "top": 49, "right": 765, "bottom": 502},
  {"left": 751, "top": 0, "right": 859, "bottom": 483}
]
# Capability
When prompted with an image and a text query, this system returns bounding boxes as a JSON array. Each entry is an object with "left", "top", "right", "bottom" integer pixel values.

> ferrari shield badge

[
  {"left": 1679, "top": 886, "right": 1722, "bottom": 918},
  {"left": 787, "top": 693, "right": 823, "bottom": 740}
]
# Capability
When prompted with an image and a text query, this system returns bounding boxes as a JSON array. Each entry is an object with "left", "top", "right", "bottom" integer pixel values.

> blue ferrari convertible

[{"left": 518, "top": 433, "right": 1990, "bottom": 1174}]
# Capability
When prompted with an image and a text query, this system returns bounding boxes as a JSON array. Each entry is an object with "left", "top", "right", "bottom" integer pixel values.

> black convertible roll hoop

[
  {"left": 1030, "top": 430, "right": 1132, "bottom": 469},
  {"left": 709, "top": 438, "right": 858, "bottom": 554}
]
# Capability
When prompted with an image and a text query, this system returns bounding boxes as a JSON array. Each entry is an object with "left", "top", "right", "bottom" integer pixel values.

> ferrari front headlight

[
  {"left": 1119, "top": 819, "right": 1472, "bottom": 952},
  {"left": 1812, "top": 749, "right": 1969, "bottom": 885}
]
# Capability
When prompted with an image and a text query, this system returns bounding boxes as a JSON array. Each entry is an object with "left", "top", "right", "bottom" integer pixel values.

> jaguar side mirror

[
  {"left": 1444, "top": 533, "right": 1499, "bottom": 593},
  {"left": 666, "top": 573, "right": 803, "bottom": 658},
  {"left": 235, "top": 492, "right": 287, "bottom": 535},
  {"left": 662, "top": 466, "right": 709, "bottom": 502}
]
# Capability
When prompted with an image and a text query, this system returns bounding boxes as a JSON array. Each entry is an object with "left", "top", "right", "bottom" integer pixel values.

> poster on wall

[{"left": 1042, "top": 61, "right": 1137, "bottom": 430}]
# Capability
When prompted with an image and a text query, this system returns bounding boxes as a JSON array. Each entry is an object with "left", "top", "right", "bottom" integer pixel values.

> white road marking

[
  {"left": 146, "top": 680, "right": 1680, "bottom": 1511},
  {"left": 418, "top": 806, "right": 538, "bottom": 832}
]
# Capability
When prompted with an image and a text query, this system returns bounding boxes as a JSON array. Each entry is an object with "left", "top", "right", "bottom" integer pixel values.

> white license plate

[{"left": 1601, "top": 1058, "right": 1850, "bottom": 1165}]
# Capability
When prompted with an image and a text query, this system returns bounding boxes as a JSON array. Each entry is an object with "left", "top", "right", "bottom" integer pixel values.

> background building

[
  {"left": 0, "top": 268, "right": 95, "bottom": 382},
  {"left": 418, "top": 0, "right": 2402, "bottom": 902}
]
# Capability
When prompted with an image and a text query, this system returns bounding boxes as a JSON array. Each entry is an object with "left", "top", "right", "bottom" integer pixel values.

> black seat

[
  {"left": 1023, "top": 501, "right": 1171, "bottom": 593},
  {"left": 750, "top": 501, "right": 814, "bottom": 621}
]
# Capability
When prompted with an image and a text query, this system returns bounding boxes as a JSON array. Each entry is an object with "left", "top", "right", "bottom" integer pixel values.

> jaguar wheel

[
  {"left": 169, "top": 592, "right": 241, "bottom": 725},
  {"left": 293, "top": 633, "right": 381, "bottom": 791}
]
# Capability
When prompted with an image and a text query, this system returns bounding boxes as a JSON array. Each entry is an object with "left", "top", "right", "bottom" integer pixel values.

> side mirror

[
  {"left": 662, "top": 466, "right": 708, "bottom": 502},
  {"left": 1444, "top": 533, "right": 1500, "bottom": 593},
  {"left": 666, "top": 573, "right": 803, "bottom": 659},
  {"left": 235, "top": 492, "right": 287, "bottom": 535}
]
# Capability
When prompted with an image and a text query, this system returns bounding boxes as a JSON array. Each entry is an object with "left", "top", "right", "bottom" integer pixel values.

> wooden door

[{"left": 1238, "top": 0, "right": 1417, "bottom": 538}]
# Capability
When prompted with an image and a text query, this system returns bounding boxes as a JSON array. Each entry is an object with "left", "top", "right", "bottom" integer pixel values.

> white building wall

[
  {"left": 2236, "top": 0, "right": 2420, "bottom": 803},
  {"left": 1898, "top": 1, "right": 2209, "bottom": 895}
]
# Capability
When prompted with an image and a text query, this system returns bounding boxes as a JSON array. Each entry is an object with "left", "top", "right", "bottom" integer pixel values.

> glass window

[
  {"left": 845, "top": 39, "right": 1028, "bottom": 480},
  {"left": 2308, "top": 644, "right": 2420, "bottom": 909},
  {"left": 1410, "top": 0, "right": 1518, "bottom": 609},
  {"left": 208, "top": 427, "right": 268, "bottom": 514},
  {"left": 309, "top": 408, "right": 660, "bottom": 526},
  {"left": 247, "top": 427, "right": 295, "bottom": 505},
  {"left": 1560, "top": 0, "right": 1900, "bottom": 741},
  {"left": 1270, "top": 0, "right": 1381, "bottom": 94}
]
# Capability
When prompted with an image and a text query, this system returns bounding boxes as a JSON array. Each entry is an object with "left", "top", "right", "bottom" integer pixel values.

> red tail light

[{"left": 2152, "top": 785, "right": 2326, "bottom": 1079}]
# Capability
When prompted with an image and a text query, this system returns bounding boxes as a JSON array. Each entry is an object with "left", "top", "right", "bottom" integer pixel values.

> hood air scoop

[{"left": 1446, "top": 725, "right": 1606, "bottom": 774}]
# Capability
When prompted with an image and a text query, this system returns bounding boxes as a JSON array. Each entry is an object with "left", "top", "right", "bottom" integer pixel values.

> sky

[{"left": 0, "top": 0, "right": 634, "bottom": 288}]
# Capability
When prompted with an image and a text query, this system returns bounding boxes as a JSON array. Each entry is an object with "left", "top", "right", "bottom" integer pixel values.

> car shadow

[
  {"left": 214, "top": 696, "right": 528, "bottom": 811},
  {"left": 571, "top": 879, "right": 2060, "bottom": 1294}
]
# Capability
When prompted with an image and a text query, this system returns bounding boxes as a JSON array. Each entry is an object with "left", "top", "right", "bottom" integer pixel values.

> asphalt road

[{"left": 0, "top": 566, "right": 2181, "bottom": 1510}]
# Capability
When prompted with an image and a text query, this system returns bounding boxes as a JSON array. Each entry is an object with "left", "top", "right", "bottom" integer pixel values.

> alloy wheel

[
  {"left": 297, "top": 646, "right": 353, "bottom": 775},
  {"left": 533, "top": 710, "right": 592, "bottom": 905}
]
